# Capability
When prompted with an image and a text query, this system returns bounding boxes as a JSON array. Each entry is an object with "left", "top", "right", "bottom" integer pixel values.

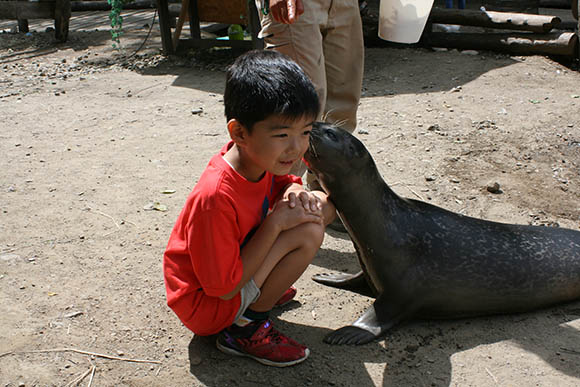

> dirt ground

[{"left": 1, "top": 12, "right": 580, "bottom": 387}]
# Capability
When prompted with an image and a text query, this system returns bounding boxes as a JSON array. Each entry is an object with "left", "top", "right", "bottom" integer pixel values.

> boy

[{"left": 163, "top": 50, "right": 336, "bottom": 367}]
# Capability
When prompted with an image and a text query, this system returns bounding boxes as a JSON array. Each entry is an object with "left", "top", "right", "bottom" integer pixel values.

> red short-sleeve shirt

[{"left": 163, "top": 142, "right": 301, "bottom": 335}]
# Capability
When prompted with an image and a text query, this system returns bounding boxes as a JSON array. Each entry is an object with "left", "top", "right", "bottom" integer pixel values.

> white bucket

[{"left": 378, "top": 0, "right": 434, "bottom": 44}]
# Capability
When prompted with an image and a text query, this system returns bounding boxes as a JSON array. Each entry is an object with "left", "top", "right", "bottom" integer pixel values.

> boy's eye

[
  {"left": 302, "top": 130, "right": 311, "bottom": 136},
  {"left": 273, "top": 133, "right": 288, "bottom": 138}
]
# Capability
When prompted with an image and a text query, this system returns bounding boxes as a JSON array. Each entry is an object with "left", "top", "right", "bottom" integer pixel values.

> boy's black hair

[{"left": 224, "top": 50, "right": 320, "bottom": 132}]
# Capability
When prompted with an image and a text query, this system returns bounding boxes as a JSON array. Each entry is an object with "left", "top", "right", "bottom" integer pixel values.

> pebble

[{"left": 487, "top": 182, "right": 502, "bottom": 194}]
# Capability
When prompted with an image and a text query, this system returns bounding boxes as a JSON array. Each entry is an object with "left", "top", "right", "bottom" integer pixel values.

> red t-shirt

[{"left": 163, "top": 142, "right": 302, "bottom": 336}]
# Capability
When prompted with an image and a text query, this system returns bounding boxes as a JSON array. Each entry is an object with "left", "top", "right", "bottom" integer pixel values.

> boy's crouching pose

[{"left": 163, "top": 50, "right": 336, "bottom": 367}]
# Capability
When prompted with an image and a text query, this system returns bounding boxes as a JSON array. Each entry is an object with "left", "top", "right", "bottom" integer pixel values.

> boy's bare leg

[
  {"left": 251, "top": 193, "right": 335, "bottom": 312},
  {"left": 252, "top": 222, "right": 323, "bottom": 311}
]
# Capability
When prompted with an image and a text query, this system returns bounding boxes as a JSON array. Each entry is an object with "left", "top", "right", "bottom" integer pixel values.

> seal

[{"left": 303, "top": 122, "right": 580, "bottom": 345}]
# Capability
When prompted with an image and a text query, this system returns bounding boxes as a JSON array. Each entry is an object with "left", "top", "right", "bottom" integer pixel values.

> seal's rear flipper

[
  {"left": 312, "top": 271, "right": 374, "bottom": 297},
  {"left": 323, "top": 326, "right": 376, "bottom": 345}
]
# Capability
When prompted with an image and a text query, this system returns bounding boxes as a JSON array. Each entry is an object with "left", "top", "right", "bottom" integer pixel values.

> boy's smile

[{"left": 226, "top": 115, "right": 314, "bottom": 182}]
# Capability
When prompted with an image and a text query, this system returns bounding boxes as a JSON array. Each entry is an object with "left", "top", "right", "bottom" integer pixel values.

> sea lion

[{"left": 303, "top": 122, "right": 580, "bottom": 345}]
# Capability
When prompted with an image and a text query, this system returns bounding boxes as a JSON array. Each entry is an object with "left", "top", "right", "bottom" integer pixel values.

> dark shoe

[{"left": 216, "top": 320, "right": 309, "bottom": 367}]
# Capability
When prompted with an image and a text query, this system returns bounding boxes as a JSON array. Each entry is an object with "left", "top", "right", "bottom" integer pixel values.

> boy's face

[{"left": 240, "top": 114, "right": 314, "bottom": 180}]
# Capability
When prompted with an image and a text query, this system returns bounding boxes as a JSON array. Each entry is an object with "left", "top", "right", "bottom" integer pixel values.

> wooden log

[
  {"left": 425, "top": 31, "right": 578, "bottom": 56},
  {"left": 69, "top": 0, "right": 156, "bottom": 12},
  {"left": 482, "top": 0, "right": 539, "bottom": 13},
  {"left": 0, "top": 2, "right": 54, "bottom": 20},
  {"left": 538, "top": 0, "right": 572, "bottom": 8},
  {"left": 429, "top": 8, "right": 561, "bottom": 33}
]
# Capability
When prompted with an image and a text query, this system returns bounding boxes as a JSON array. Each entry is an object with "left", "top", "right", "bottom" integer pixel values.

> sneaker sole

[{"left": 216, "top": 339, "right": 309, "bottom": 368}]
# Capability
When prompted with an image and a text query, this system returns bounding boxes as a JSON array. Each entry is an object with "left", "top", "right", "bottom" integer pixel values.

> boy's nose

[{"left": 288, "top": 135, "right": 303, "bottom": 153}]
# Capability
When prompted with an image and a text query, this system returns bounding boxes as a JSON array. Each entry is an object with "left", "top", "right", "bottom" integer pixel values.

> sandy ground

[{"left": 1, "top": 10, "right": 580, "bottom": 387}]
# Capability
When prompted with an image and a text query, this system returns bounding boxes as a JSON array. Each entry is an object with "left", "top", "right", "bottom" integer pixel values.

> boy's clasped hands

[{"left": 270, "top": 186, "right": 325, "bottom": 231}]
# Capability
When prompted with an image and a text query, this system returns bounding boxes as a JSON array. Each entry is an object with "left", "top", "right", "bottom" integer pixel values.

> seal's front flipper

[
  {"left": 323, "top": 298, "right": 403, "bottom": 345},
  {"left": 312, "top": 271, "right": 374, "bottom": 296}
]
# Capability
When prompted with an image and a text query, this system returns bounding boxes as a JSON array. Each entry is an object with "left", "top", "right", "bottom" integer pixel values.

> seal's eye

[{"left": 325, "top": 129, "right": 337, "bottom": 142}]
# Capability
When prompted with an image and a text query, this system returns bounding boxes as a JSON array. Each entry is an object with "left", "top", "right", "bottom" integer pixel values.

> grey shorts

[{"left": 233, "top": 278, "right": 261, "bottom": 322}]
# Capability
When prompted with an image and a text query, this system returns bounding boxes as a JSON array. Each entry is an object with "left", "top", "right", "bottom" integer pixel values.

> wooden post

[
  {"left": 18, "top": 19, "right": 29, "bottom": 33},
  {"left": 54, "top": 0, "right": 71, "bottom": 42},
  {"left": 156, "top": 0, "right": 174, "bottom": 54},
  {"left": 188, "top": 0, "right": 201, "bottom": 39},
  {"left": 247, "top": 0, "right": 263, "bottom": 49},
  {"left": 572, "top": 0, "right": 580, "bottom": 59}
]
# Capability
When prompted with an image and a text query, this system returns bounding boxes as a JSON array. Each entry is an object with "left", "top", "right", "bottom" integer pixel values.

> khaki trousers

[{"left": 255, "top": 0, "right": 364, "bottom": 179}]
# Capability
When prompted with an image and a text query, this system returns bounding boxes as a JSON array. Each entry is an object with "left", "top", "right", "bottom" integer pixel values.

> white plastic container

[{"left": 378, "top": 0, "right": 435, "bottom": 44}]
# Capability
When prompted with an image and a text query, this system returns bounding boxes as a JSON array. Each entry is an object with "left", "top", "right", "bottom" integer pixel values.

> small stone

[
  {"left": 487, "top": 182, "right": 501, "bottom": 194},
  {"left": 191, "top": 108, "right": 204, "bottom": 115},
  {"left": 358, "top": 129, "right": 369, "bottom": 135}
]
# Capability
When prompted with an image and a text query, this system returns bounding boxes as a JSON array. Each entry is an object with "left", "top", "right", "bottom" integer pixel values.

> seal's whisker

[{"left": 310, "top": 142, "right": 319, "bottom": 159}]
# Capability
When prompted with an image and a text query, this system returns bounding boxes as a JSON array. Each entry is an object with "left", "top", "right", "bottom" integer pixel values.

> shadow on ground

[{"left": 186, "top": 294, "right": 580, "bottom": 386}]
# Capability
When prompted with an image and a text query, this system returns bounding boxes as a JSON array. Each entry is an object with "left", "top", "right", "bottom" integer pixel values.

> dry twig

[
  {"left": 485, "top": 367, "right": 499, "bottom": 385},
  {"left": 64, "top": 367, "right": 92, "bottom": 387},
  {"left": 87, "top": 364, "right": 96, "bottom": 387},
  {"left": 2, "top": 348, "right": 160, "bottom": 364},
  {"left": 87, "top": 206, "right": 120, "bottom": 230}
]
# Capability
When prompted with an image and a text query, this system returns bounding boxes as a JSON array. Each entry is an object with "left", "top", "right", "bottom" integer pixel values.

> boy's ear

[{"left": 227, "top": 119, "right": 248, "bottom": 145}]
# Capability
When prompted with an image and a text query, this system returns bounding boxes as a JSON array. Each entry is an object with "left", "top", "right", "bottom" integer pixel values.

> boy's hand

[
  {"left": 269, "top": 0, "right": 304, "bottom": 24},
  {"left": 286, "top": 190, "right": 323, "bottom": 214},
  {"left": 270, "top": 196, "right": 323, "bottom": 232}
]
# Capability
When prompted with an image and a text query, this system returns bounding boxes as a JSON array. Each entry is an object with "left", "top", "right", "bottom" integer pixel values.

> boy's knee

[{"left": 297, "top": 222, "right": 325, "bottom": 253}]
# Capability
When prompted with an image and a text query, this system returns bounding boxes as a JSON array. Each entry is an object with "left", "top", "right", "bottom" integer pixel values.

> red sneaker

[
  {"left": 275, "top": 286, "right": 297, "bottom": 307},
  {"left": 216, "top": 320, "right": 309, "bottom": 367}
]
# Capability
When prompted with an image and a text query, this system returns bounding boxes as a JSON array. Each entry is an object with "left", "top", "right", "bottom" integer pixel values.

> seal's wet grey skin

[{"left": 304, "top": 122, "right": 580, "bottom": 345}]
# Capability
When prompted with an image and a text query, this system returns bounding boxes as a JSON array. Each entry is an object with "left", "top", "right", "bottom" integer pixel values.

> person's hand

[
  {"left": 269, "top": 0, "right": 304, "bottom": 24},
  {"left": 270, "top": 196, "right": 323, "bottom": 231},
  {"left": 286, "top": 190, "right": 323, "bottom": 214}
]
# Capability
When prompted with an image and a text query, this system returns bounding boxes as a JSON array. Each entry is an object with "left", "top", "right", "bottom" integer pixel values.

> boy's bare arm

[{"left": 219, "top": 196, "right": 323, "bottom": 300}]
